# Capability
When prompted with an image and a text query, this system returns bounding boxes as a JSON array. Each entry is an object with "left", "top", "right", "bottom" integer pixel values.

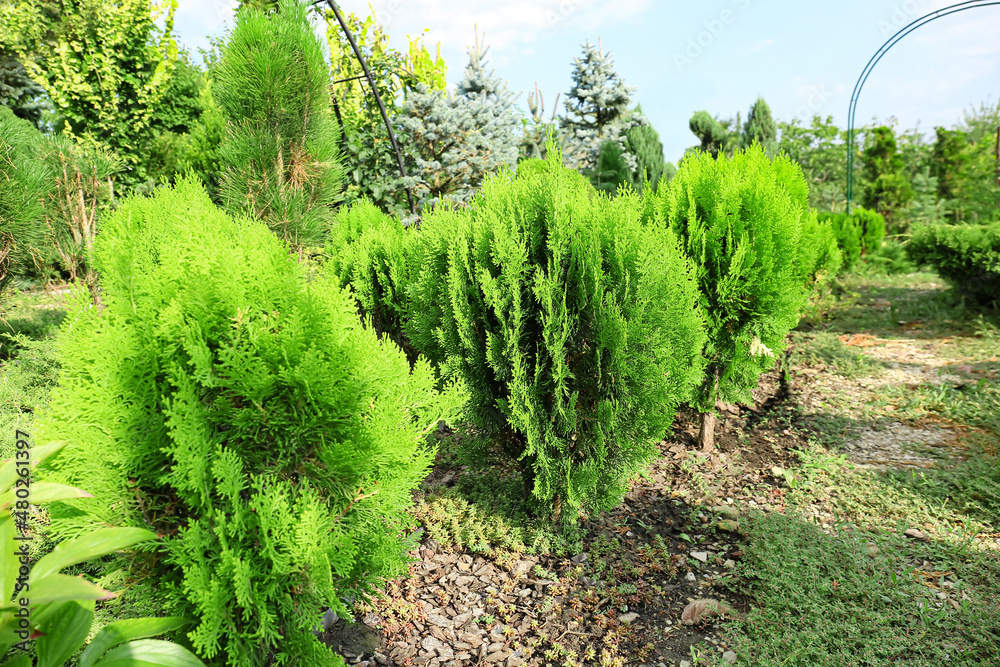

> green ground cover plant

[
  {"left": 33, "top": 177, "right": 463, "bottom": 666},
  {"left": 406, "top": 146, "right": 706, "bottom": 525},
  {"left": 725, "top": 510, "right": 999, "bottom": 666}
]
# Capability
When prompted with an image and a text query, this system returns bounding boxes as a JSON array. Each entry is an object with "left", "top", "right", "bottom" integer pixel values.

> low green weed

[
  {"left": 722, "top": 511, "right": 1000, "bottom": 666},
  {"left": 789, "top": 332, "right": 883, "bottom": 378},
  {"left": 410, "top": 473, "right": 580, "bottom": 558}
]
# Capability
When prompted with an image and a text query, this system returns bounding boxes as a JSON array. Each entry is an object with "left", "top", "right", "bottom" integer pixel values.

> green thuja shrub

[
  {"left": 407, "top": 146, "right": 706, "bottom": 524},
  {"left": 325, "top": 200, "right": 420, "bottom": 358},
  {"left": 909, "top": 222, "right": 1000, "bottom": 306},
  {"left": 0, "top": 106, "right": 49, "bottom": 302},
  {"left": 645, "top": 144, "right": 812, "bottom": 450},
  {"left": 214, "top": 0, "right": 343, "bottom": 250},
  {"left": 35, "top": 178, "right": 463, "bottom": 666},
  {"left": 820, "top": 207, "right": 887, "bottom": 273},
  {"left": 852, "top": 206, "right": 887, "bottom": 253},
  {"left": 772, "top": 153, "right": 841, "bottom": 283},
  {"left": 799, "top": 210, "right": 842, "bottom": 284},
  {"left": 820, "top": 212, "right": 862, "bottom": 271}
]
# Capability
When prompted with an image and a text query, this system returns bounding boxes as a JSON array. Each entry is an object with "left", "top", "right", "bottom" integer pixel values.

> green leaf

[
  {"left": 0, "top": 482, "right": 92, "bottom": 511},
  {"left": 92, "top": 639, "right": 205, "bottom": 667},
  {"left": 37, "top": 600, "right": 94, "bottom": 667},
  {"left": 80, "top": 617, "right": 192, "bottom": 667},
  {"left": 0, "top": 513, "right": 18, "bottom": 616},
  {"left": 0, "top": 442, "right": 68, "bottom": 493},
  {"left": 678, "top": 532, "right": 693, "bottom": 543},
  {"left": 21, "top": 574, "right": 115, "bottom": 606},
  {"left": 31, "top": 528, "right": 158, "bottom": 582},
  {"left": 0, "top": 654, "right": 32, "bottom": 667}
]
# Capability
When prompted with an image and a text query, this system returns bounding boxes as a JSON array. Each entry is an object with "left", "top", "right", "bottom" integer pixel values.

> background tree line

[{"left": 1, "top": 0, "right": 997, "bottom": 293}]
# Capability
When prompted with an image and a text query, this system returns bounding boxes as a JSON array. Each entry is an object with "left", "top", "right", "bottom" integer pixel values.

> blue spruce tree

[
  {"left": 559, "top": 41, "right": 646, "bottom": 174},
  {"left": 395, "top": 35, "right": 519, "bottom": 210}
]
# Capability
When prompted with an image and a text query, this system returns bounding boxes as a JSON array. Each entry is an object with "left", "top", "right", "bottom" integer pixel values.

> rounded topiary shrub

[
  {"left": 35, "top": 177, "right": 463, "bottom": 666},
  {"left": 406, "top": 146, "right": 706, "bottom": 525},
  {"left": 909, "top": 222, "right": 1000, "bottom": 307}
]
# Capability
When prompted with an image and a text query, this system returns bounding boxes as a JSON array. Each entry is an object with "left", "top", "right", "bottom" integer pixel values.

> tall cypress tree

[
  {"left": 861, "top": 126, "right": 913, "bottom": 232},
  {"left": 742, "top": 96, "right": 778, "bottom": 155},
  {"left": 214, "top": 0, "right": 343, "bottom": 250}
]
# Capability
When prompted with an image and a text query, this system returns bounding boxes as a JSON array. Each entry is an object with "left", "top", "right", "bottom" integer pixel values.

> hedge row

[{"left": 909, "top": 222, "right": 1000, "bottom": 307}]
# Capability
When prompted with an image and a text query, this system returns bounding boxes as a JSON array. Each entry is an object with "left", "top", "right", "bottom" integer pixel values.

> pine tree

[
  {"left": 742, "top": 97, "right": 778, "bottom": 155},
  {"left": 559, "top": 41, "right": 643, "bottom": 172},
  {"left": 395, "top": 37, "right": 519, "bottom": 208},
  {"left": 0, "top": 106, "right": 49, "bottom": 303},
  {"left": 214, "top": 0, "right": 343, "bottom": 250}
]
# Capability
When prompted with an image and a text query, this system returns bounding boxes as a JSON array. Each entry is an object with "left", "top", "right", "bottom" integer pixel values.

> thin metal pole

[
  {"left": 995, "top": 124, "right": 999, "bottom": 187},
  {"left": 846, "top": 1, "right": 1000, "bottom": 214},
  {"left": 319, "top": 0, "right": 415, "bottom": 215},
  {"left": 331, "top": 93, "right": 349, "bottom": 149}
]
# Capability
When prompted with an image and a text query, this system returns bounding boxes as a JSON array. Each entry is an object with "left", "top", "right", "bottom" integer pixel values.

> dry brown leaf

[{"left": 681, "top": 598, "right": 734, "bottom": 625}]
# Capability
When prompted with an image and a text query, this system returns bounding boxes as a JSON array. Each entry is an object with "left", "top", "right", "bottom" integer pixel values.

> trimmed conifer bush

[
  {"left": 35, "top": 178, "right": 463, "bottom": 666},
  {"left": 818, "top": 206, "right": 886, "bottom": 272},
  {"left": 325, "top": 199, "right": 420, "bottom": 359},
  {"left": 909, "top": 222, "right": 1000, "bottom": 307},
  {"left": 214, "top": 0, "right": 343, "bottom": 250},
  {"left": 0, "top": 106, "right": 49, "bottom": 301},
  {"left": 406, "top": 147, "right": 706, "bottom": 524},
  {"left": 645, "top": 144, "right": 813, "bottom": 450},
  {"left": 772, "top": 154, "right": 841, "bottom": 284}
]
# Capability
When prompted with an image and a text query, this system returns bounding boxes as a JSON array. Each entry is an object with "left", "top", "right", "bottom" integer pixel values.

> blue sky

[{"left": 174, "top": 0, "right": 1000, "bottom": 163}]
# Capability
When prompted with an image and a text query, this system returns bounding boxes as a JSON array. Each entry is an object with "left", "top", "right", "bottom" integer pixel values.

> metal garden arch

[
  {"left": 846, "top": 0, "right": 1000, "bottom": 213},
  {"left": 312, "top": 0, "right": 416, "bottom": 215}
]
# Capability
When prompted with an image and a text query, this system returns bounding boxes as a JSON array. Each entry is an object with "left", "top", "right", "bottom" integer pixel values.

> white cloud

[
  {"left": 739, "top": 38, "right": 774, "bottom": 56},
  {"left": 346, "top": 0, "right": 653, "bottom": 53}
]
